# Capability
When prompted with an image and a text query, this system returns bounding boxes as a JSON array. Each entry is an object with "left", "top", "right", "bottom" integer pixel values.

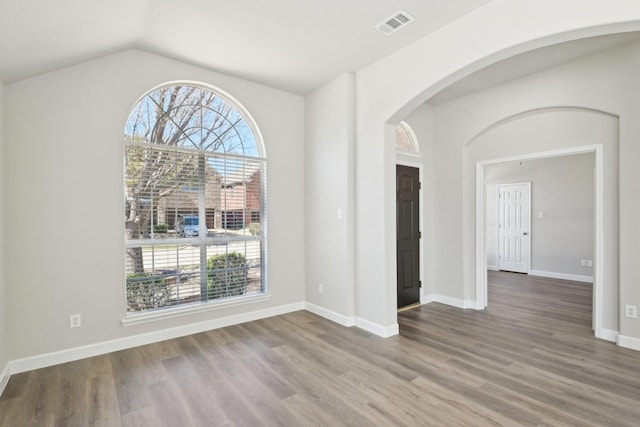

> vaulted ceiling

[
  {"left": 2, "top": 1, "right": 639, "bottom": 100},
  {"left": 0, "top": 0, "right": 491, "bottom": 94}
]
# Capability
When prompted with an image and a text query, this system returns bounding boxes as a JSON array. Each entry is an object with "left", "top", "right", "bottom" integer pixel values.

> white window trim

[
  {"left": 121, "top": 293, "right": 272, "bottom": 326},
  {"left": 396, "top": 120, "right": 421, "bottom": 153},
  {"left": 395, "top": 148, "right": 423, "bottom": 158}
]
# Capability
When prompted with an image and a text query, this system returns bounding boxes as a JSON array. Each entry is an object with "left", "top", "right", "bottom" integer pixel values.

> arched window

[
  {"left": 123, "top": 83, "right": 266, "bottom": 315},
  {"left": 395, "top": 120, "right": 419, "bottom": 152}
]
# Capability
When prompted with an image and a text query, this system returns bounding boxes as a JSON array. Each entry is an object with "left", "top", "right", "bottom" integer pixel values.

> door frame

[
  {"left": 475, "top": 144, "right": 603, "bottom": 338},
  {"left": 396, "top": 159, "right": 424, "bottom": 304},
  {"left": 496, "top": 181, "right": 531, "bottom": 274}
]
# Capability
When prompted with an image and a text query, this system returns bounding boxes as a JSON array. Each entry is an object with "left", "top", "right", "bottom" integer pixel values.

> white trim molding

[
  {"left": 599, "top": 328, "right": 619, "bottom": 343},
  {"left": 395, "top": 148, "right": 423, "bottom": 158},
  {"left": 617, "top": 334, "right": 640, "bottom": 351},
  {"left": 355, "top": 317, "right": 399, "bottom": 338},
  {"left": 487, "top": 265, "right": 499, "bottom": 271},
  {"left": 305, "top": 303, "right": 355, "bottom": 327},
  {"left": 10, "top": 301, "right": 305, "bottom": 375},
  {"left": 422, "top": 294, "right": 476, "bottom": 310},
  {"left": 122, "top": 294, "right": 273, "bottom": 326},
  {"left": 0, "top": 362, "right": 10, "bottom": 396},
  {"left": 421, "top": 294, "right": 436, "bottom": 304},
  {"left": 528, "top": 270, "right": 593, "bottom": 283}
]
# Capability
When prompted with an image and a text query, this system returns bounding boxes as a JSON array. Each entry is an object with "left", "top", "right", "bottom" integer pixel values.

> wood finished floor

[{"left": 1, "top": 271, "right": 640, "bottom": 426}]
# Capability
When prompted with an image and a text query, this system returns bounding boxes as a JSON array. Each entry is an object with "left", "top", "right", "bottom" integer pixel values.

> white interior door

[{"left": 498, "top": 182, "right": 531, "bottom": 273}]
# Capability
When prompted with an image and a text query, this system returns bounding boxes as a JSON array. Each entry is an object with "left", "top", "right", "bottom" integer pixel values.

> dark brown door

[{"left": 396, "top": 165, "right": 420, "bottom": 308}]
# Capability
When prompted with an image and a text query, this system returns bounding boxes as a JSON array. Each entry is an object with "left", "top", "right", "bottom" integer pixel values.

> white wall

[
  {"left": 304, "top": 74, "right": 354, "bottom": 322},
  {"left": 0, "top": 83, "right": 7, "bottom": 381},
  {"left": 485, "top": 154, "right": 595, "bottom": 279},
  {"left": 353, "top": 0, "right": 640, "bottom": 334},
  {"left": 3, "top": 50, "right": 305, "bottom": 361}
]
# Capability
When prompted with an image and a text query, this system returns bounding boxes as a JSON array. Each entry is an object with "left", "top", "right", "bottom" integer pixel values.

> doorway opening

[{"left": 475, "top": 145, "right": 604, "bottom": 337}]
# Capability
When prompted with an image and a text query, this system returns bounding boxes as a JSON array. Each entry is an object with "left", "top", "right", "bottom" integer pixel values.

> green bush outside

[
  {"left": 207, "top": 252, "right": 248, "bottom": 299},
  {"left": 153, "top": 223, "right": 169, "bottom": 234},
  {"left": 126, "top": 273, "right": 171, "bottom": 312}
]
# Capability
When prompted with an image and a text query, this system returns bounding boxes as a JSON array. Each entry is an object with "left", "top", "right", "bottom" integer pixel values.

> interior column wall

[
  {"left": 0, "top": 83, "right": 7, "bottom": 381},
  {"left": 304, "top": 73, "right": 355, "bottom": 322}
]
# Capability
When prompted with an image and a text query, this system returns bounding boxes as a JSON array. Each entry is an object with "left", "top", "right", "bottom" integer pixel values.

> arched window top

[
  {"left": 125, "top": 83, "right": 263, "bottom": 158},
  {"left": 395, "top": 120, "right": 420, "bottom": 153}
]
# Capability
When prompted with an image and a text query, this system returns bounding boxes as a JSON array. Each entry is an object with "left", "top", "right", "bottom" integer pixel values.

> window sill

[{"left": 121, "top": 293, "right": 272, "bottom": 327}]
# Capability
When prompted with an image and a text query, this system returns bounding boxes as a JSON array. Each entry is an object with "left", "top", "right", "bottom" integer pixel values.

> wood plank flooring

[{"left": 1, "top": 271, "right": 640, "bottom": 426}]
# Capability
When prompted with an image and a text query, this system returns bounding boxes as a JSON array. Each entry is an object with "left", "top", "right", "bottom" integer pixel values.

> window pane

[
  {"left": 395, "top": 126, "right": 412, "bottom": 150},
  {"left": 205, "top": 241, "right": 263, "bottom": 300},
  {"left": 125, "top": 244, "right": 200, "bottom": 312}
]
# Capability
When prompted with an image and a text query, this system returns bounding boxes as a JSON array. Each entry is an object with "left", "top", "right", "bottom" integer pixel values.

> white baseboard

[
  {"left": 617, "top": 334, "right": 640, "bottom": 351},
  {"left": 423, "top": 294, "right": 476, "bottom": 310},
  {"left": 10, "top": 301, "right": 305, "bottom": 375},
  {"left": 421, "top": 293, "right": 436, "bottom": 304},
  {"left": 528, "top": 269, "right": 593, "bottom": 283},
  {"left": 0, "top": 361, "right": 10, "bottom": 397},
  {"left": 305, "top": 302, "right": 355, "bottom": 327},
  {"left": 355, "top": 317, "right": 399, "bottom": 338},
  {"left": 304, "top": 303, "right": 399, "bottom": 338},
  {"left": 598, "top": 328, "right": 618, "bottom": 343},
  {"left": 487, "top": 264, "right": 499, "bottom": 271}
]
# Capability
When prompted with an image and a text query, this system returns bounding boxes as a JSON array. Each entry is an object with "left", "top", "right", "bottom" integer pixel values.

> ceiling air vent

[{"left": 375, "top": 10, "right": 415, "bottom": 35}]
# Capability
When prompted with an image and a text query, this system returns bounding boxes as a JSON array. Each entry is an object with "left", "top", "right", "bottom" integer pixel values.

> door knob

[{"left": 523, "top": 232, "right": 528, "bottom": 236}]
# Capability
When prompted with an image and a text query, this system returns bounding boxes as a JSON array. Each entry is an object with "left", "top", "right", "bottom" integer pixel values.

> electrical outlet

[
  {"left": 70, "top": 313, "right": 82, "bottom": 328},
  {"left": 625, "top": 305, "right": 637, "bottom": 319},
  {"left": 318, "top": 283, "right": 324, "bottom": 294},
  {"left": 587, "top": 260, "right": 593, "bottom": 267},
  {"left": 580, "top": 259, "right": 587, "bottom": 267}
]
